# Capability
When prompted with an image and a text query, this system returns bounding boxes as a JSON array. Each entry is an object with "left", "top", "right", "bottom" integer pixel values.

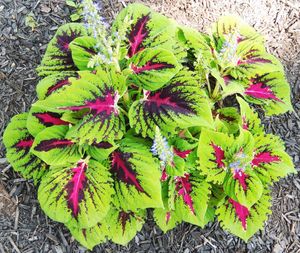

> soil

[{"left": 0, "top": 0, "right": 299, "bottom": 252}]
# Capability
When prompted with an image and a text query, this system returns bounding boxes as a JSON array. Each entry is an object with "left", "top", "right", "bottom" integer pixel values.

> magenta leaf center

[
  {"left": 245, "top": 82, "right": 282, "bottom": 102},
  {"left": 211, "top": 143, "right": 225, "bottom": 168},
  {"left": 65, "top": 161, "right": 88, "bottom": 217},
  {"left": 252, "top": 152, "right": 280, "bottom": 167},
  {"left": 228, "top": 198, "right": 249, "bottom": 230},
  {"left": 175, "top": 173, "right": 195, "bottom": 214},
  {"left": 33, "top": 112, "right": 69, "bottom": 127},
  {"left": 60, "top": 91, "right": 119, "bottom": 116}
]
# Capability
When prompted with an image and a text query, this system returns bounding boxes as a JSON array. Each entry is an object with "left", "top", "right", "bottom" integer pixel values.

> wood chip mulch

[{"left": 0, "top": 0, "right": 299, "bottom": 252}]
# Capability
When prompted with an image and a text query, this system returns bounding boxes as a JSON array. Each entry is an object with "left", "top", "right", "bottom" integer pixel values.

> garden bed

[{"left": 0, "top": 0, "right": 299, "bottom": 252}]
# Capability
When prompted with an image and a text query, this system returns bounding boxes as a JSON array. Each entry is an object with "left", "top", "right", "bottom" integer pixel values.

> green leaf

[
  {"left": 37, "top": 23, "right": 88, "bottom": 77},
  {"left": 110, "top": 135, "right": 163, "bottom": 211},
  {"left": 86, "top": 141, "right": 118, "bottom": 162},
  {"left": 3, "top": 113, "right": 48, "bottom": 183},
  {"left": 66, "top": 0, "right": 77, "bottom": 7},
  {"left": 70, "top": 36, "right": 97, "bottom": 70},
  {"left": 105, "top": 208, "right": 146, "bottom": 245},
  {"left": 70, "top": 13, "right": 80, "bottom": 21},
  {"left": 153, "top": 208, "right": 181, "bottom": 233},
  {"left": 216, "top": 190, "right": 272, "bottom": 242},
  {"left": 67, "top": 222, "right": 108, "bottom": 250},
  {"left": 33, "top": 70, "right": 126, "bottom": 145},
  {"left": 38, "top": 159, "right": 113, "bottom": 228},
  {"left": 128, "top": 48, "right": 180, "bottom": 91},
  {"left": 214, "top": 107, "right": 241, "bottom": 134},
  {"left": 129, "top": 70, "right": 213, "bottom": 138}
]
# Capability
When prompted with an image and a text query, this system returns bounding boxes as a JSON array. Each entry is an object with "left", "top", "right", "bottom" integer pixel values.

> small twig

[
  {"left": 0, "top": 158, "right": 7, "bottom": 164},
  {"left": 8, "top": 236, "right": 21, "bottom": 253},
  {"left": 0, "top": 243, "right": 5, "bottom": 253},
  {"left": 33, "top": 0, "right": 41, "bottom": 10},
  {"left": 14, "top": 206, "right": 19, "bottom": 230},
  {"left": 201, "top": 235, "right": 217, "bottom": 249}
]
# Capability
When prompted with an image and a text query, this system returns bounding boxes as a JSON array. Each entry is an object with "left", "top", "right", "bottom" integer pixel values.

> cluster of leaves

[{"left": 3, "top": 2, "right": 296, "bottom": 250}]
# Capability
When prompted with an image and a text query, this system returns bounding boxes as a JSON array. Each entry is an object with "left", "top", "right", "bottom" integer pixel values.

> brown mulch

[{"left": 0, "top": 0, "right": 299, "bottom": 252}]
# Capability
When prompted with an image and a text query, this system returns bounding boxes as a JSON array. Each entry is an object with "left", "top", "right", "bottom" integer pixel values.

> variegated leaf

[
  {"left": 36, "top": 72, "right": 78, "bottom": 100},
  {"left": 214, "top": 107, "right": 241, "bottom": 134},
  {"left": 237, "top": 96, "right": 264, "bottom": 134},
  {"left": 87, "top": 141, "right": 118, "bottom": 162},
  {"left": 128, "top": 48, "right": 180, "bottom": 91},
  {"left": 211, "top": 15, "right": 264, "bottom": 46},
  {"left": 216, "top": 190, "right": 271, "bottom": 241},
  {"left": 252, "top": 134, "right": 295, "bottom": 184},
  {"left": 66, "top": 222, "right": 108, "bottom": 250},
  {"left": 69, "top": 36, "right": 97, "bottom": 70},
  {"left": 174, "top": 173, "right": 212, "bottom": 227},
  {"left": 242, "top": 71, "right": 293, "bottom": 115},
  {"left": 37, "top": 23, "right": 88, "bottom": 77},
  {"left": 27, "top": 105, "right": 70, "bottom": 137},
  {"left": 33, "top": 70, "right": 126, "bottom": 145},
  {"left": 223, "top": 168, "right": 263, "bottom": 208},
  {"left": 32, "top": 125, "right": 82, "bottom": 166},
  {"left": 129, "top": 70, "right": 213, "bottom": 138},
  {"left": 38, "top": 159, "right": 113, "bottom": 228},
  {"left": 110, "top": 135, "right": 163, "bottom": 211},
  {"left": 105, "top": 208, "right": 146, "bottom": 245},
  {"left": 3, "top": 113, "right": 48, "bottom": 183},
  {"left": 153, "top": 208, "right": 181, "bottom": 233},
  {"left": 112, "top": 3, "right": 186, "bottom": 60},
  {"left": 198, "top": 129, "right": 233, "bottom": 183}
]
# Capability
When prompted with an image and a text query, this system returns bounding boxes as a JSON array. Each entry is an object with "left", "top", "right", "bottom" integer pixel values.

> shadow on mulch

[{"left": 0, "top": 0, "right": 299, "bottom": 252}]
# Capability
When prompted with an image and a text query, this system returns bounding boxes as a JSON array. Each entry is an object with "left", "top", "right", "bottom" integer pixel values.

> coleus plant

[{"left": 2, "top": 0, "right": 296, "bottom": 250}]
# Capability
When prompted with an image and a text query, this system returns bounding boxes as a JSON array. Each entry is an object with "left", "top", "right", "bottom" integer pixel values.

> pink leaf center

[
  {"left": 228, "top": 198, "right": 249, "bottom": 230},
  {"left": 233, "top": 170, "right": 249, "bottom": 191},
  {"left": 34, "top": 112, "right": 69, "bottom": 127},
  {"left": 175, "top": 173, "right": 195, "bottom": 214},
  {"left": 211, "top": 143, "right": 225, "bottom": 168},
  {"left": 173, "top": 148, "right": 192, "bottom": 159},
  {"left": 15, "top": 139, "right": 34, "bottom": 149},
  {"left": 60, "top": 91, "right": 119, "bottom": 116},
  {"left": 165, "top": 211, "right": 171, "bottom": 224},
  {"left": 252, "top": 152, "right": 280, "bottom": 167},
  {"left": 66, "top": 161, "right": 88, "bottom": 217},
  {"left": 242, "top": 116, "right": 248, "bottom": 130},
  {"left": 161, "top": 168, "right": 168, "bottom": 181},
  {"left": 145, "top": 91, "right": 178, "bottom": 108},
  {"left": 244, "top": 83, "right": 282, "bottom": 102}
]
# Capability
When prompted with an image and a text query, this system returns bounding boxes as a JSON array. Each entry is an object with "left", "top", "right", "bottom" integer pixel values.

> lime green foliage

[{"left": 2, "top": 1, "right": 296, "bottom": 250}]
